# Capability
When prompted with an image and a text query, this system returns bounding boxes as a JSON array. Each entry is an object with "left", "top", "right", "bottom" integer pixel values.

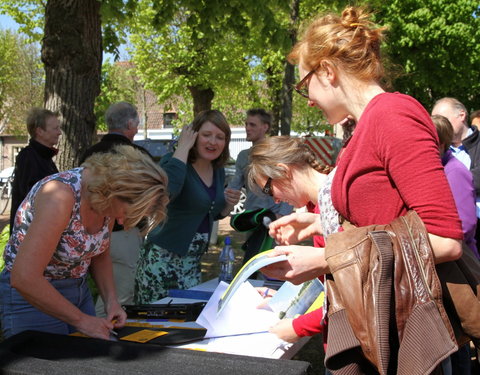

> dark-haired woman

[{"left": 134, "top": 110, "right": 240, "bottom": 304}]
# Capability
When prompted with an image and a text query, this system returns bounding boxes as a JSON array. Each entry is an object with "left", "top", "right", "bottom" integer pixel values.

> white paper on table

[
  {"left": 207, "top": 332, "right": 287, "bottom": 358},
  {"left": 196, "top": 281, "right": 280, "bottom": 338}
]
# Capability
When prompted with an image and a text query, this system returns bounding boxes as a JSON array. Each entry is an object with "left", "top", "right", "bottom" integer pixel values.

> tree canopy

[
  {"left": 0, "top": 0, "right": 479, "bottom": 165},
  {"left": 374, "top": 0, "right": 480, "bottom": 110},
  {"left": 0, "top": 29, "right": 43, "bottom": 134}
]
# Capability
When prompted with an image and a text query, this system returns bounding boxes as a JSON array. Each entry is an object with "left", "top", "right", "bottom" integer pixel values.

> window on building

[
  {"left": 163, "top": 112, "right": 177, "bottom": 128},
  {"left": 11, "top": 146, "right": 22, "bottom": 162}
]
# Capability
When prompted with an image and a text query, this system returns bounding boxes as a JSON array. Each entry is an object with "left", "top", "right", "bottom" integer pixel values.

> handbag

[{"left": 435, "top": 242, "right": 480, "bottom": 348}]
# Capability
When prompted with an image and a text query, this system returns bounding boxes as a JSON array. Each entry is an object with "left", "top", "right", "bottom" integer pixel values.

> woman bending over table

[{"left": 0, "top": 145, "right": 169, "bottom": 340}]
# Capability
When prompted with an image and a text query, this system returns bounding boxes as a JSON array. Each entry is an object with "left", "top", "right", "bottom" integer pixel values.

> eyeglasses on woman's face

[
  {"left": 294, "top": 67, "right": 318, "bottom": 99},
  {"left": 262, "top": 177, "right": 273, "bottom": 197}
]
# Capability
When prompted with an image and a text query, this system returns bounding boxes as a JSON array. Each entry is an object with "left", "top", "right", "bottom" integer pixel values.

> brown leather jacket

[{"left": 324, "top": 211, "right": 457, "bottom": 375}]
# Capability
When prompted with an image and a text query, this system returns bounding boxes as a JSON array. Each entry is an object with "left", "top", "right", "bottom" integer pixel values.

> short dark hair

[
  {"left": 246, "top": 108, "right": 272, "bottom": 131},
  {"left": 470, "top": 110, "right": 480, "bottom": 123},
  {"left": 188, "top": 110, "right": 231, "bottom": 168},
  {"left": 26, "top": 108, "right": 57, "bottom": 139}
]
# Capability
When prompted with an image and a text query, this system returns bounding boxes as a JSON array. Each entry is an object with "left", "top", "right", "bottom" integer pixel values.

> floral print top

[
  {"left": 3, "top": 168, "right": 110, "bottom": 279},
  {"left": 318, "top": 167, "right": 340, "bottom": 238}
]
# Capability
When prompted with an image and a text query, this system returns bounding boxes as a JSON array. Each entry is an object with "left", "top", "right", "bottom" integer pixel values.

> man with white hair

[
  {"left": 432, "top": 97, "right": 480, "bottom": 202},
  {"left": 81, "top": 102, "right": 150, "bottom": 316}
]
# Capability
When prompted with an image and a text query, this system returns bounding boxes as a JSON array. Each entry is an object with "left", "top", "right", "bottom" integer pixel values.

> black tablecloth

[{"left": 0, "top": 330, "right": 312, "bottom": 374}]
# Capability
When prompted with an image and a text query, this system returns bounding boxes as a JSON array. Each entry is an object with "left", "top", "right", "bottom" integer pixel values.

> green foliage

[
  {"left": 100, "top": 0, "right": 139, "bottom": 58},
  {"left": 0, "top": 225, "right": 10, "bottom": 272},
  {"left": 1, "top": 0, "right": 137, "bottom": 59},
  {"left": 373, "top": 0, "right": 480, "bottom": 110},
  {"left": 0, "top": 29, "right": 44, "bottom": 135},
  {"left": 0, "top": 0, "right": 44, "bottom": 42},
  {"left": 95, "top": 59, "right": 140, "bottom": 131},
  {"left": 292, "top": 94, "right": 332, "bottom": 135},
  {"left": 4, "top": 0, "right": 479, "bottom": 136},
  {"left": 87, "top": 274, "right": 99, "bottom": 303},
  {"left": 129, "top": 0, "right": 282, "bottom": 124}
]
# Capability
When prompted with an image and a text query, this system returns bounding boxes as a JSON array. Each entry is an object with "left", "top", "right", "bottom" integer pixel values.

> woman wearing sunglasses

[{"left": 247, "top": 135, "right": 336, "bottom": 344}]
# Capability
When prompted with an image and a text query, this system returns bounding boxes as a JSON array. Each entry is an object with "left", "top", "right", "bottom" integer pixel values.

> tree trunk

[
  {"left": 266, "top": 67, "right": 282, "bottom": 136},
  {"left": 42, "top": 0, "right": 102, "bottom": 170},
  {"left": 280, "top": 61, "right": 294, "bottom": 135},
  {"left": 279, "top": 0, "right": 300, "bottom": 136},
  {"left": 188, "top": 86, "right": 214, "bottom": 116}
]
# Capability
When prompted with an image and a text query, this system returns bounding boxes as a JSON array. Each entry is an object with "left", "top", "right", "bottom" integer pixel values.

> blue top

[{"left": 147, "top": 153, "right": 227, "bottom": 256}]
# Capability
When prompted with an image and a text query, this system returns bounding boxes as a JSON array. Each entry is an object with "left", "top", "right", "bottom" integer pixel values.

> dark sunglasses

[
  {"left": 262, "top": 177, "right": 273, "bottom": 196},
  {"left": 294, "top": 67, "right": 318, "bottom": 99}
]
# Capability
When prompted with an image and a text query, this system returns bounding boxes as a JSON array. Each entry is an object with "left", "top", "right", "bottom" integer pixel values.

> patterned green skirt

[{"left": 134, "top": 232, "right": 209, "bottom": 304}]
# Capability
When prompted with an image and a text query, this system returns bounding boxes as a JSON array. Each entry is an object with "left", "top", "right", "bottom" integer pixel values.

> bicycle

[{"left": 0, "top": 173, "right": 13, "bottom": 215}]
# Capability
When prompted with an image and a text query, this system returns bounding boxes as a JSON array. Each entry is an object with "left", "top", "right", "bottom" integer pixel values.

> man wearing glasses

[{"left": 229, "top": 109, "right": 293, "bottom": 264}]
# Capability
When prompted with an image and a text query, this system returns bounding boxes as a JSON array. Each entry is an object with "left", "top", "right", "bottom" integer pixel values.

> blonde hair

[
  {"left": 247, "top": 136, "right": 332, "bottom": 193},
  {"left": 288, "top": 6, "right": 387, "bottom": 83},
  {"left": 82, "top": 145, "right": 169, "bottom": 234},
  {"left": 27, "top": 107, "right": 58, "bottom": 138}
]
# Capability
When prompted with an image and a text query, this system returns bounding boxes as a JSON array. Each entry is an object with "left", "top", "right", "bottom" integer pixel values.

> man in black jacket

[
  {"left": 10, "top": 108, "right": 61, "bottom": 233},
  {"left": 81, "top": 102, "right": 150, "bottom": 316},
  {"left": 80, "top": 101, "right": 145, "bottom": 164}
]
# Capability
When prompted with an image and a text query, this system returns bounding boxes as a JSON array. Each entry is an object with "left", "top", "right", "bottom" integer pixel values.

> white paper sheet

[
  {"left": 207, "top": 332, "right": 287, "bottom": 357},
  {"left": 197, "top": 281, "right": 279, "bottom": 338}
]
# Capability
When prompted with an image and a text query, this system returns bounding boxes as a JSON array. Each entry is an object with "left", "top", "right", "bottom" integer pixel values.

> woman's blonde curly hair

[
  {"left": 247, "top": 136, "right": 332, "bottom": 194},
  {"left": 81, "top": 145, "right": 169, "bottom": 235}
]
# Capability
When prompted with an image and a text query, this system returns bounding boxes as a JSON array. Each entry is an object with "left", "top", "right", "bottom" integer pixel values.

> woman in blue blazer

[{"left": 134, "top": 110, "right": 240, "bottom": 303}]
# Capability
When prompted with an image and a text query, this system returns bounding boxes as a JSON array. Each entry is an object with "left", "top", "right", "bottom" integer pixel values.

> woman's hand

[
  {"left": 224, "top": 187, "right": 241, "bottom": 207},
  {"left": 173, "top": 124, "right": 198, "bottom": 163},
  {"left": 261, "top": 246, "right": 328, "bottom": 284},
  {"left": 269, "top": 212, "right": 322, "bottom": 245},
  {"left": 75, "top": 314, "right": 115, "bottom": 340},
  {"left": 106, "top": 300, "right": 127, "bottom": 329},
  {"left": 256, "top": 286, "right": 276, "bottom": 309},
  {"left": 270, "top": 318, "right": 300, "bottom": 343},
  {"left": 221, "top": 188, "right": 241, "bottom": 216}
]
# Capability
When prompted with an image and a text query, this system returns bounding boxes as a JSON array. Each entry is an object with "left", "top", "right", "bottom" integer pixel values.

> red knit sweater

[
  {"left": 332, "top": 92, "right": 462, "bottom": 239},
  {"left": 291, "top": 93, "right": 463, "bottom": 341}
]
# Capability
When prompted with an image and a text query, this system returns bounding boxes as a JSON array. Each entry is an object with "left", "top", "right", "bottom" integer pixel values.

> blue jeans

[{"left": 0, "top": 269, "right": 95, "bottom": 338}]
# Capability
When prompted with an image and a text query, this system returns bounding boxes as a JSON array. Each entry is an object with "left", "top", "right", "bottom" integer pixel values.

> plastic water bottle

[{"left": 218, "top": 236, "right": 235, "bottom": 283}]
